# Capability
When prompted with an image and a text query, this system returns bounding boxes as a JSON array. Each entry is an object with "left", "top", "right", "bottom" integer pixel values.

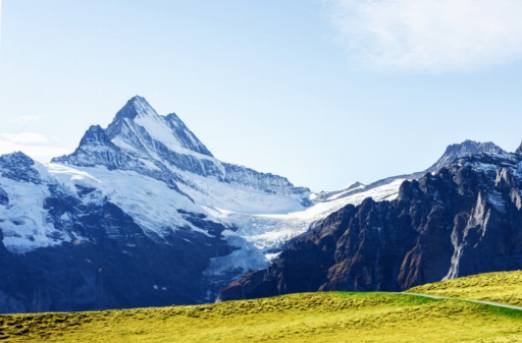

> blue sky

[{"left": 1, "top": 0, "right": 522, "bottom": 191}]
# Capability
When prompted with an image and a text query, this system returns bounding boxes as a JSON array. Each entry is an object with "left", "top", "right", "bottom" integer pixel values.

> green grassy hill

[
  {"left": 3, "top": 272, "right": 522, "bottom": 342},
  {"left": 411, "top": 270, "right": 522, "bottom": 307}
]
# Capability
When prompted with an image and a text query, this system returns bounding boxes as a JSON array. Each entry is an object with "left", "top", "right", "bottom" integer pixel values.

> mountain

[
  {"left": 0, "top": 96, "right": 311, "bottom": 313},
  {"left": 0, "top": 151, "right": 236, "bottom": 312},
  {"left": 0, "top": 95, "right": 516, "bottom": 313},
  {"left": 234, "top": 139, "right": 508, "bottom": 256},
  {"left": 219, "top": 147, "right": 522, "bottom": 300},
  {"left": 427, "top": 140, "right": 507, "bottom": 172},
  {"left": 54, "top": 96, "right": 309, "bottom": 198}
]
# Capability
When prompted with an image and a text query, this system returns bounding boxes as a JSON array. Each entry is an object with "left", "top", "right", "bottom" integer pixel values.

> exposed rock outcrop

[{"left": 220, "top": 154, "right": 522, "bottom": 300}]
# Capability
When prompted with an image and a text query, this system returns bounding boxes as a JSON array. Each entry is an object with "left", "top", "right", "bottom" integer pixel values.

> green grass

[
  {"left": 3, "top": 272, "right": 522, "bottom": 342},
  {"left": 411, "top": 270, "right": 522, "bottom": 307}
]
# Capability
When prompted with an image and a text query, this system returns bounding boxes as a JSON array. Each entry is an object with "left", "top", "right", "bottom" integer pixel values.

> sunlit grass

[
  {"left": 411, "top": 270, "right": 522, "bottom": 307},
  {"left": 1, "top": 289, "right": 522, "bottom": 342}
]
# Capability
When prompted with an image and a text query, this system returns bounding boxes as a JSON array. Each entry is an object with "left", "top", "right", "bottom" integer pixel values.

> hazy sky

[{"left": 1, "top": 0, "right": 522, "bottom": 191}]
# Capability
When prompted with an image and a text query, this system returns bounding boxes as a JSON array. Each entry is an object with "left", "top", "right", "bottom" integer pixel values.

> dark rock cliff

[
  {"left": 220, "top": 154, "right": 522, "bottom": 300},
  {"left": 0, "top": 189, "right": 233, "bottom": 313}
]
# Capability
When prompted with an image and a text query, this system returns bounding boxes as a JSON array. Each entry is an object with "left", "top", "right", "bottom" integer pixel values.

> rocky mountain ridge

[
  {"left": 0, "top": 95, "right": 516, "bottom": 312},
  {"left": 219, "top": 149, "right": 522, "bottom": 300},
  {"left": 0, "top": 96, "right": 312, "bottom": 312}
]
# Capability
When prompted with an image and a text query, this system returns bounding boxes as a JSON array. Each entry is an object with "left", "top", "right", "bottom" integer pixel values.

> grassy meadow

[
  {"left": 2, "top": 272, "right": 522, "bottom": 342},
  {"left": 411, "top": 270, "right": 522, "bottom": 307}
]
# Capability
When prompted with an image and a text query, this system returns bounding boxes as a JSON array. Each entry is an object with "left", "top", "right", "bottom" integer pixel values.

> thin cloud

[
  {"left": 0, "top": 132, "right": 49, "bottom": 145},
  {"left": 0, "top": 132, "right": 70, "bottom": 163},
  {"left": 9, "top": 115, "right": 42, "bottom": 125},
  {"left": 329, "top": 0, "right": 522, "bottom": 72}
]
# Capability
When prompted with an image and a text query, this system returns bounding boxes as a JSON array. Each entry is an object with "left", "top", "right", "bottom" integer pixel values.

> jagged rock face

[
  {"left": 164, "top": 112, "right": 214, "bottom": 157},
  {"left": 53, "top": 96, "right": 309, "bottom": 198},
  {"left": 219, "top": 154, "right": 522, "bottom": 300},
  {"left": 0, "top": 151, "right": 259, "bottom": 313},
  {"left": 0, "top": 188, "right": 8, "bottom": 206},
  {"left": 428, "top": 140, "right": 507, "bottom": 172},
  {"left": 0, "top": 97, "right": 311, "bottom": 313},
  {"left": 60, "top": 125, "right": 135, "bottom": 171},
  {"left": 0, "top": 184, "right": 233, "bottom": 313},
  {"left": 109, "top": 96, "right": 213, "bottom": 157},
  {"left": 0, "top": 152, "right": 41, "bottom": 184},
  {"left": 516, "top": 141, "right": 522, "bottom": 155},
  {"left": 4, "top": 96, "right": 518, "bottom": 312}
]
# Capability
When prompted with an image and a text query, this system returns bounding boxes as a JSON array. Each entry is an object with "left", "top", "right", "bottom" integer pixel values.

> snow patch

[
  {"left": 49, "top": 164, "right": 202, "bottom": 236},
  {"left": 222, "top": 178, "right": 404, "bottom": 254},
  {"left": 204, "top": 232, "right": 268, "bottom": 277},
  {"left": 0, "top": 175, "right": 68, "bottom": 253}
]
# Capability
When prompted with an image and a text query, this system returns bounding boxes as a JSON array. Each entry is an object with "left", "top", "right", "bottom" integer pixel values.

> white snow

[
  {"left": 445, "top": 192, "right": 491, "bottom": 280},
  {"left": 0, "top": 151, "right": 405, "bottom": 285},
  {"left": 48, "top": 161, "right": 403, "bottom": 258},
  {"left": 222, "top": 178, "right": 404, "bottom": 252},
  {"left": 0, "top": 174, "right": 69, "bottom": 253},
  {"left": 48, "top": 164, "right": 203, "bottom": 236},
  {"left": 0, "top": 96, "right": 405, "bottom": 273},
  {"left": 174, "top": 166, "right": 307, "bottom": 215},
  {"left": 325, "top": 183, "right": 367, "bottom": 201},
  {"left": 1, "top": 148, "right": 404, "bottom": 270},
  {"left": 204, "top": 231, "right": 268, "bottom": 276},
  {"left": 132, "top": 111, "right": 215, "bottom": 162},
  {"left": 110, "top": 136, "right": 141, "bottom": 154}
]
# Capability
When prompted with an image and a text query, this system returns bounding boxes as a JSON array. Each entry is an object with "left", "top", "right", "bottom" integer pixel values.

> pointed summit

[
  {"left": 428, "top": 140, "right": 506, "bottom": 172},
  {"left": 56, "top": 95, "right": 215, "bottom": 174},
  {"left": 78, "top": 125, "right": 112, "bottom": 147},
  {"left": 164, "top": 113, "right": 213, "bottom": 156},
  {"left": 0, "top": 152, "right": 41, "bottom": 184},
  {"left": 0, "top": 151, "right": 35, "bottom": 168},
  {"left": 107, "top": 96, "right": 213, "bottom": 157},
  {"left": 516, "top": 141, "right": 522, "bottom": 155},
  {"left": 113, "top": 95, "right": 158, "bottom": 122}
]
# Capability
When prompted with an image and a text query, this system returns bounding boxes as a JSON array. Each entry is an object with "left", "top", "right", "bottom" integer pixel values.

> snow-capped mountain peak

[
  {"left": 55, "top": 97, "right": 310, "bottom": 200},
  {"left": 0, "top": 151, "right": 43, "bottom": 184},
  {"left": 54, "top": 96, "right": 310, "bottom": 216},
  {"left": 104, "top": 96, "right": 213, "bottom": 161},
  {"left": 428, "top": 140, "right": 507, "bottom": 172},
  {"left": 79, "top": 125, "right": 113, "bottom": 147},
  {"left": 516, "top": 140, "right": 522, "bottom": 155},
  {"left": 6, "top": 94, "right": 522, "bottom": 312},
  {"left": 0, "top": 151, "right": 36, "bottom": 169},
  {"left": 165, "top": 112, "right": 213, "bottom": 157},
  {"left": 113, "top": 95, "right": 159, "bottom": 122}
]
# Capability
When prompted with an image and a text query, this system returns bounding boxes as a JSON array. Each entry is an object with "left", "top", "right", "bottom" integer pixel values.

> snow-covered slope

[
  {"left": 0, "top": 153, "right": 72, "bottom": 253},
  {"left": 48, "top": 96, "right": 312, "bottom": 278},
  {"left": 49, "top": 96, "right": 404, "bottom": 261},
  {"left": 0, "top": 96, "right": 512, "bottom": 313},
  {"left": 3, "top": 97, "right": 506, "bottom": 259},
  {"left": 54, "top": 96, "right": 310, "bottom": 212},
  {"left": 0, "top": 97, "right": 317, "bottom": 303},
  {"left": 211, "top": 178, "right": 403, "bottom": 258},
  {"left": 428, "top": 140, "right": 508, "bottom": 172},
  {"left": 228, "top": 139, "right": 510, "bottom": 256}
]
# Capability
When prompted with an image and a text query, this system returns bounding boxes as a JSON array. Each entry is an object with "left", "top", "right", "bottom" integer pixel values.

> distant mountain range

[
  {"left": 0, "top": 96, "right": 518, "bottom": 313},
  {"left": 220, "top": 144, "right": 522, "bottom": 300}
]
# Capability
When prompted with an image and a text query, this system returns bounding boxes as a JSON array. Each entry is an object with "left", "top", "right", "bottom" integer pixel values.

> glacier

[{"left": 0, "top": 96, "right": 505, "bottom": 312}]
